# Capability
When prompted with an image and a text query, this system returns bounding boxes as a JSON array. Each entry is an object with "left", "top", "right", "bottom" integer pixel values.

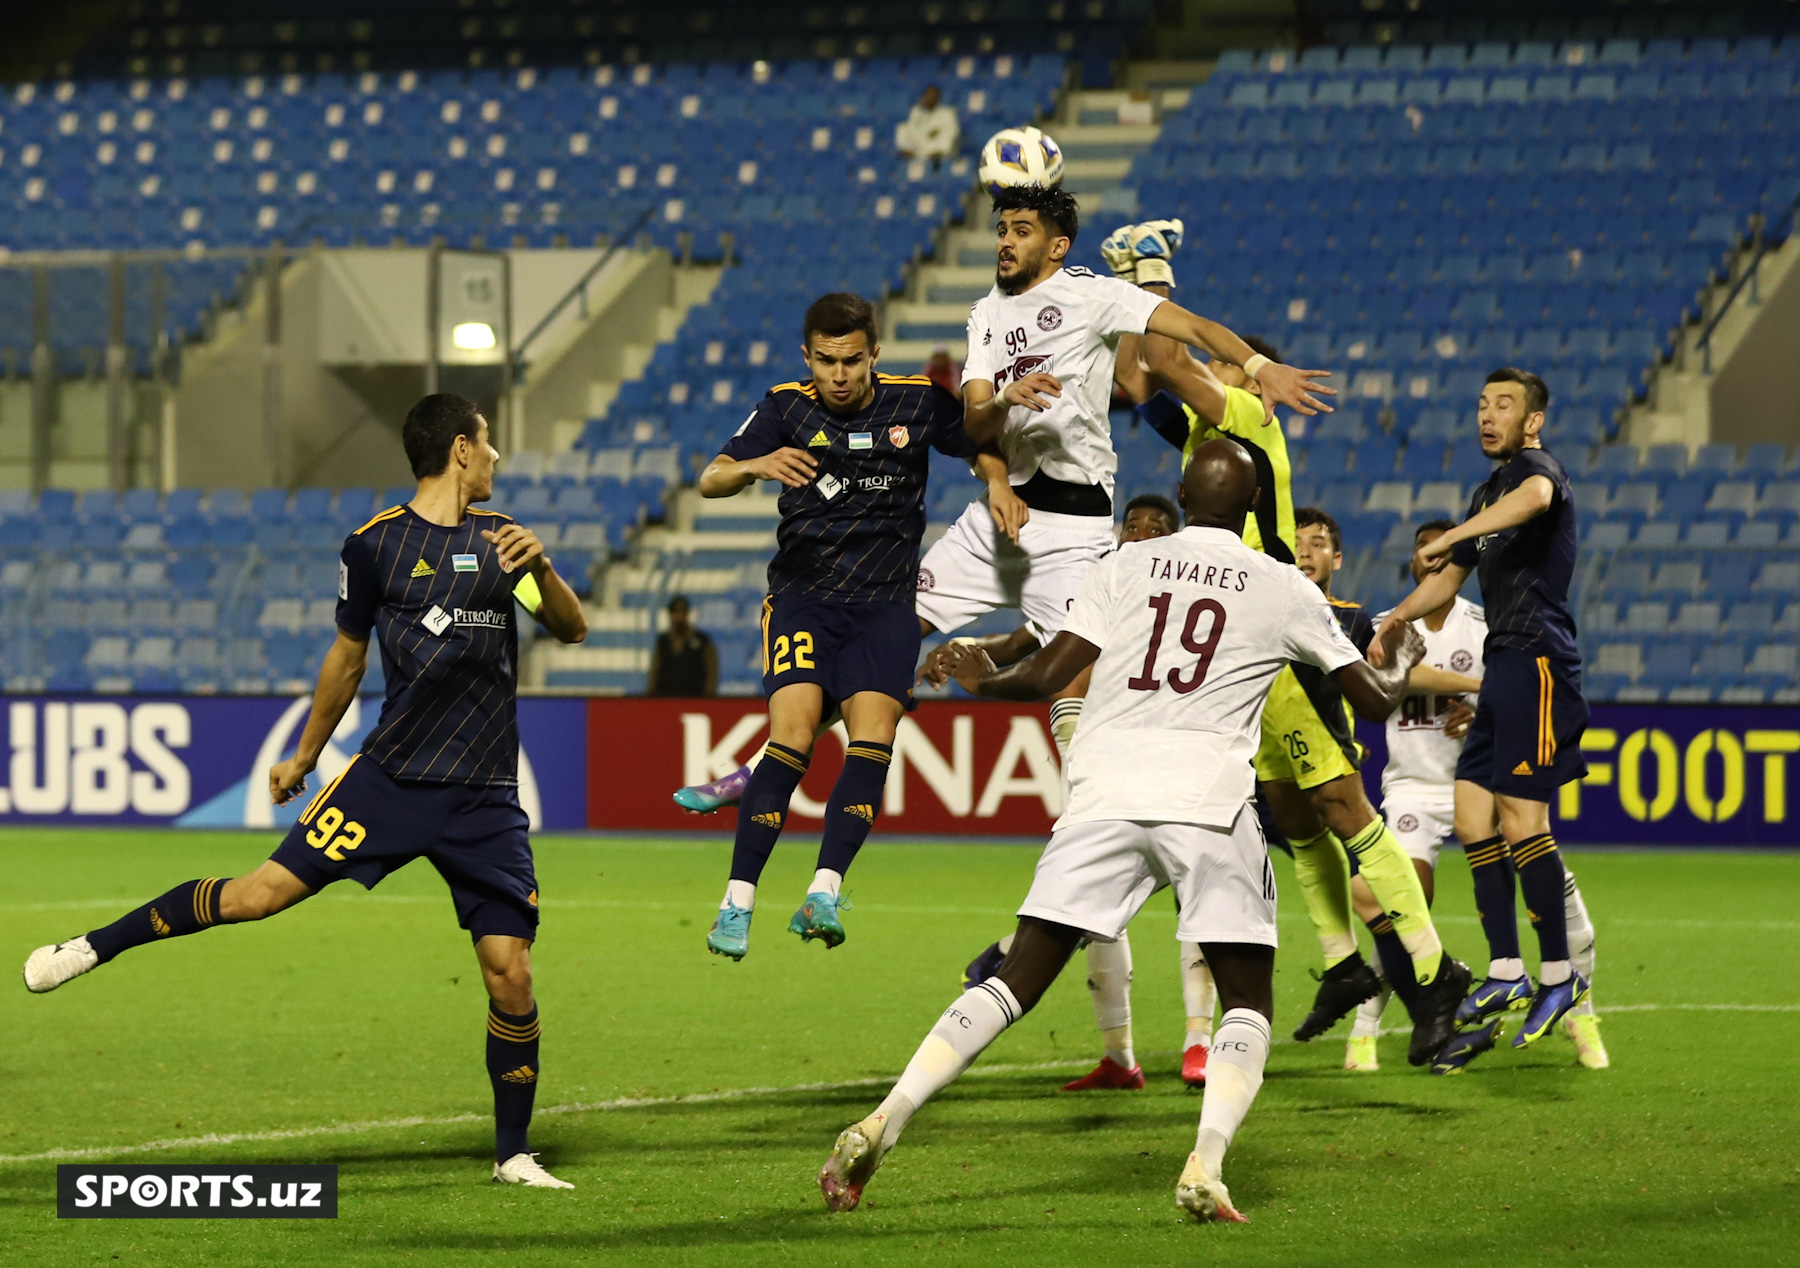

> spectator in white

[{"left": 895, "top": 85, "right": 959, "bottom": 164}]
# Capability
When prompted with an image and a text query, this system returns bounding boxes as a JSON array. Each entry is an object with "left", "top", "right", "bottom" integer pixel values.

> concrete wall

[{"left": 1711, "top": 251, "right": 1800, "bottom": 448}]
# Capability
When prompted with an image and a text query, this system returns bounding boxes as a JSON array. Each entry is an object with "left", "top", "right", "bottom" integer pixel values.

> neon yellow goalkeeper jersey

[{"left": 1177, "top": 384, "right": 1297, "bottom": 563}]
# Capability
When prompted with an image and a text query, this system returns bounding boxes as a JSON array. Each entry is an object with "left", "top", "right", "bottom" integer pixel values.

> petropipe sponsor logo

[{"left": 58, "top": 1166, "right": 337, "bottom": 1219}]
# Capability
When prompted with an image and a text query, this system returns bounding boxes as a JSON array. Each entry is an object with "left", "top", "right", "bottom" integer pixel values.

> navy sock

[
  {"left": 729, "top": 743, "right": 810, "bottom": 885},
  {"left": 1511, "top": 834, "right": 1571, "bottom": 962},
  {"left": 1364, "top": 913, "right": 1423, "bottom": 1020},
  {"left": 815, "top": 741, "right": 893, "bottom": 878},
  {"left": 1463, "top": 835, "right": 1522, "bottom": 962},
  {"left": 86, "top": 878, "right": 227, "bottom": 966},
  {"left": 486, "top": 1004, "right": 540, "bottom": 1161}
]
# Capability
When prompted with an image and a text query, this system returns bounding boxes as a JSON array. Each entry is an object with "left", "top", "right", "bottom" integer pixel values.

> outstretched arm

[
  {"left": 1418, "top": 477, "right": 1555, "bottom": 565},
  {"left": 919, "top": 626, "right": 1040, "bottom": 686},
  {"left": 1335, "top": 620, "right": 1425, "bottom": 722},
  {"left": 699, "top": 448, "right": 818, "bottom": 497},
  {"left": 1144, "top": 300, "right": 1335, "bottom": 418},
  {"left": 937, "top": 631, "right": 1101, "bottom": 700},
  {"left": 962, "top": 375, "right": 1063, "bottom": 447},
  {"left": 1369, "top": 564, "right": 1470, "bottom": 666},
  {"left": 269, "top": 629, "right": 368, "bottom": 804}
]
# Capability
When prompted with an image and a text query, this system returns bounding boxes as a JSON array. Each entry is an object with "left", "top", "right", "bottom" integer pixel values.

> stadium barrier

[{"left": 0, "top": 696, "right": 1792, "bottom": 846}]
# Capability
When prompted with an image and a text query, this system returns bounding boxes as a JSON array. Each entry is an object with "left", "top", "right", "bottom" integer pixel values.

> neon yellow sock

[
  {"left": 1288, "top": 828, "right": 1356, "bottom": 968},
  {"left": 1342, "top": 818, "right": 1443, "bottom": 984}
]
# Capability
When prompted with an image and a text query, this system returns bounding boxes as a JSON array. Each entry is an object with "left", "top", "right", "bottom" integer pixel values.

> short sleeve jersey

[
  {"left": 1380, "top": 596, "right": 1487, "bottom": 799},
  {"left": 337, "top": 504, "right": 535, "bottom": 786},
  {"left": 962, "top": 267, "right": 1165, "bottom": 499},
  {"left": 719, "top": 373, "right": 972, "bottom": 604},
  {"left": 1449, "top": 446, "right": 1579, "bottom": 662},
  {"left": 1057, "top": 525, "right": 1363, "bottom": 828}
]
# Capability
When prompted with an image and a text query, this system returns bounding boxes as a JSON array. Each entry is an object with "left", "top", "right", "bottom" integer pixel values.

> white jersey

[
  {"left": 1381, "top": 597, "right": 1487, "bottom": 801},
  {"left": 1058, "top": 525, "right": 1363, "bottom": 829},
  {"left": 961, "top": 266, "right": 1165, "bottom": 499}
]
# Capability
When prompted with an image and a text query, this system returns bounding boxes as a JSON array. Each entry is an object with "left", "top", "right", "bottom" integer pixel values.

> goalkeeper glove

[
  {"left": 1099, "top": 223, "right": 1138, "bottom": 284},
  {"left": 1129, "top": 218, "right": 1185, "bottom": 288}
]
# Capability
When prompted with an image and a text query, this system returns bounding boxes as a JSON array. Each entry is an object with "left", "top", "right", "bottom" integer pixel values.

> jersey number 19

[{"left": 1127, "top": 593, "right": 1230, "bottom": 694}]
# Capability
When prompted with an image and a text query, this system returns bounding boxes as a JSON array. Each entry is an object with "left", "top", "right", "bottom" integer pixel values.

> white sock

[
  {"left": 1564, "top": 870, "right": 1597, "bottom": 1014},
  {"left": 1085, "top": 933, "right": 1134, "bottom": 1068},
  {"left": 1351, "top": 986, "right": 1390, "bottom": 1039},
  {"left": 810, "top": 868, "right": 842, "bottom": 898},
  {"left": 875, "top": 980, "right": 1022, "bottom": 1147},
  {"left": 744, "top": 744, "right": 767, "bottom": 772},
  {"left": 996, "top": 932, "right": 1014, "bottom": 955},
  {"left": 1194, "top": 1008, "right": 1272, "bottom": 1179},
  {"left": 1048, "top": 697, "right": 1083, "bottom": 757},
  {"left": 722, "top": 879, "right": 755, "bottom": 911},
  {"left": 1539, "top": 959, "right": 1571, "bottom": 986},
  {"left": 1489, "top": 956, "right": 1526, "bottom": 980},
  {"left": 1180, "top": 941, "right": 1215, "bottom": 1049}
]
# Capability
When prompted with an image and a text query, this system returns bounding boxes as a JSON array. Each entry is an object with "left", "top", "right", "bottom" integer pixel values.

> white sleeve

[
  {"left": 1059, "top": 553, "right": 1118, "bottom": 651},
  {"left": 1089, "top": 275, "right": 1167, "bottom": 337},
  {"left": 962, "top": 300, "right": 996, "bottom": 384},
  {"left": 1281, "top": 572, "right": 1362, "bottom": 674}
]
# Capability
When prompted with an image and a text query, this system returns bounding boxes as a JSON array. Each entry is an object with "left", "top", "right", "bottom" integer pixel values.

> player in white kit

[
  {"left": 817, "top": 441, "right": 1430, "bottom": 1224},
  {"left": 1345, "top": 521, "right": 1608, "bottom": 1072}
]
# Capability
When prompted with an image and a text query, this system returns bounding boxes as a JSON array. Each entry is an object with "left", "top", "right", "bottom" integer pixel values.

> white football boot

[
  {"left": 493, "top": 1153, "right": 574, "bottom": 1188},
  {"left": 23, "top": 936, "right": 99, "bottom": 993},
  {"left": 1175, "top": 1151, "right": 1248, "bottom": 1223}
]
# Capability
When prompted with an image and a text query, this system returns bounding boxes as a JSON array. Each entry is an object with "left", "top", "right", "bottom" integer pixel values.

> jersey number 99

[
  {"left": 304, "top": 805, "right": 368, "bottom": 861},
  {"left": 768, "top": 631, "right": 816, "bottom": 677}
]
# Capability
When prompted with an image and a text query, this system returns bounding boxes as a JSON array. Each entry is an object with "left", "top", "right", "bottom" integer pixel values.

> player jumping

[
  {"left": 1372, "top": 368, "right": 1594, "bottom": 1070},
  {"left": 1347, "top": 520, "right": 1608, "bottom": 1073},
  {"left": 817, "top": 440, "right": 1426, "bottom": 1221},
  {"left": 23, "top": 394, "right": 590, "bottom": 1188},
  {"left": 698, "top": 293, "right": 974, "bottom": 959},
  {"left": 673, "top": 190, "right": 1332, "bottom": 812}
]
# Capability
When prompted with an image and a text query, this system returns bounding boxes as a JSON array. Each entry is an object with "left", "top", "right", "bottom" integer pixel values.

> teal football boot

[
  {"left": 707, "top": 903, "right": 753, "bottom": 959},
  {"left": 789, "top": 892, "right": 849, "bottom": 948}
]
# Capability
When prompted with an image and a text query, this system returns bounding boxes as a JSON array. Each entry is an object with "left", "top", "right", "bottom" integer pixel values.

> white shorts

[
  {"left": 1017, "top": 805, "right": 1278, "bottom": 947},
  {"left": 915, "top": 499, "right": 1116, "bottom": 643},
  {"left": 1383, "top": 795, "right": 1455, "bottom": 868}
]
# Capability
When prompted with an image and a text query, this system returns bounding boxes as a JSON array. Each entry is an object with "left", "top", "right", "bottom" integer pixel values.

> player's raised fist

[
  {"left": 269, "top": 754, "right": 313, "bottom": 805},
  {"left": 481, "top": 522, "right": 547, "bottom": 575},
  {"left": 744, "top": 446, "right": 819, "bottom": 489},
  {"left": 1100, "top": 224, "right": 1139, "bottom": 283},
  {"left": 1253, "top": 362, "right": 1336, "bottom": 418},
  {"left": 1000, "top": 372, "right": 1062, "bottom": 413}
]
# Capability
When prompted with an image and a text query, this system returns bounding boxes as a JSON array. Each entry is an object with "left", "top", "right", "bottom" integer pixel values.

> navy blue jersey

[
  {"left": 1329, "top": 595, "right": 1376, "bottom": 655},
  {"left": 338, "top": 504, "right": 534, "bottom": 786},
  {"left": 1450, "top": 446, "right": 1580, "bottom": 662},
  {"left": 719, "top": 373, "right": 973, "bottom": 604}
]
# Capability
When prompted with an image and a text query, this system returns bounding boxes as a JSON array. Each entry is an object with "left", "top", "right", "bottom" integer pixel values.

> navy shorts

[
  {"left": 269, "top": 756, "right": 539, "bottom": 943},
  {"left": 1455, "top": 649, "right": 1589, "bottom": 801},
  {"left": 760, "top": 594, "right": 920, "bottom": 710}
]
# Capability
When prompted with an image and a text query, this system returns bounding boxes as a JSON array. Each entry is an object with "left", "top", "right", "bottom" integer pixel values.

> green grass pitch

[{"left": 2, "top": 830, "right": 1797, "bottom": 1266}]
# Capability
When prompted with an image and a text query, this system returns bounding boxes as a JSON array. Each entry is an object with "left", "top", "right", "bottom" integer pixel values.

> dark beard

[{"left": 996, "top": 264, "right": 1027, "bottom": 296}]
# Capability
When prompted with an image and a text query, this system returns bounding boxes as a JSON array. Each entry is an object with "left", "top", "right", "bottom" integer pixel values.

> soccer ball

[{"left": 977, "top": 126, "right": 1065, "bottom": 197}]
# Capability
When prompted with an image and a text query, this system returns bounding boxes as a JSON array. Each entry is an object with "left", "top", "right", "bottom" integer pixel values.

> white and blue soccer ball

[{"left": 977, "top": 125, "right": 1065, "bottom": 197}]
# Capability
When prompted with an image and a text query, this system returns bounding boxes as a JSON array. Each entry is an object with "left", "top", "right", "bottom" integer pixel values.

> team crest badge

[
  {"left": 888, "top": 426, "right": 910, "bottom": 447},
  {"left": 1450, "top": 650, "right": 1474, "bottom": 672},
  {"left": 917, "top": 567, "right": 936, "bottom": 592},
  {"left": 1397, "top": 814, "right": 1419, "bottom": 834},
  {"left": 1037, "top": 305, "right": 1063, "bottom": 331}
]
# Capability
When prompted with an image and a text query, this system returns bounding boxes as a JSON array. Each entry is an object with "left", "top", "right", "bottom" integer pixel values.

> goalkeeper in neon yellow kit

[{"left": 1083, "top": 219, "right": 1471, "bottom": 1071}]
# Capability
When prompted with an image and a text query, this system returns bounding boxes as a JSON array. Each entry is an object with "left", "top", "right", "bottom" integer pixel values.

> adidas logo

[
  {"left": 751, "top": 811, "right": 783, "bottom": 828},
  {"left": 807, "top": 429, "right": 830, "bottom": 448},
  {"left": 1525, "top": 907, "right": 1541, "bottom": 924},
  {"left": 149, "top": 907, "right": 170, "bottom": 937},
  {"left": 1512, "top": 760, "right": 1534, "bottom": 776},
  {"left": 1298, "top": 759, "right": 1314, "bottom": 773},
  {"left": 411, "top": 559, "right": 435, "bottom": 577},
  {"left": 845, "top": 803, "right": 876, "bottom": 823},
  {"left": 499, "top": 1065, "right": 537, "bottom": 1084}
]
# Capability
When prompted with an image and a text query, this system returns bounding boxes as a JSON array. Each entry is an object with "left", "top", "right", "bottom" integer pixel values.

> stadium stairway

[{"left": 881, "top": 88, "right": 1163, "bottom": 368}]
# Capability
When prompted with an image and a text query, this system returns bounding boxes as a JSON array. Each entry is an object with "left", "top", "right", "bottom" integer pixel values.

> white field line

[
  {"left": 3, "top": 1005, "right": 1797, "bottom": 1167},
  {"left": 7, "top": 895, "right": 1799, "bottom": 931}
]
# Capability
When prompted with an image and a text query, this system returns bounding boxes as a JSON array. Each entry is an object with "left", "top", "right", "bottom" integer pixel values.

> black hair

[
  {"left": 667, "top": 595, "right": 690, "bottom": 611},
  {"left": 1244, "top": 334, "right": 1281, "bottom": 363},
  {"left": 1415, "top": 518, "right": 1457, "bottom": 539},
  {"left": 1123, "top": 493, "right": 1180, "bottom": 528},
  {"left": 991, "top": 183, "right": 1080, "bottom": 242},
  {"left": 401, "top": 393, "right": 484, "bottom": 479},
  {"left": 803, "top": 292, "right": 878, "bottom": 348},
  {"left": 1295, "top": 505, "right": 1342, "bottom": 555},
  {"left": 1485, "top": 366, "right": 1550, "bottom": 415}
]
